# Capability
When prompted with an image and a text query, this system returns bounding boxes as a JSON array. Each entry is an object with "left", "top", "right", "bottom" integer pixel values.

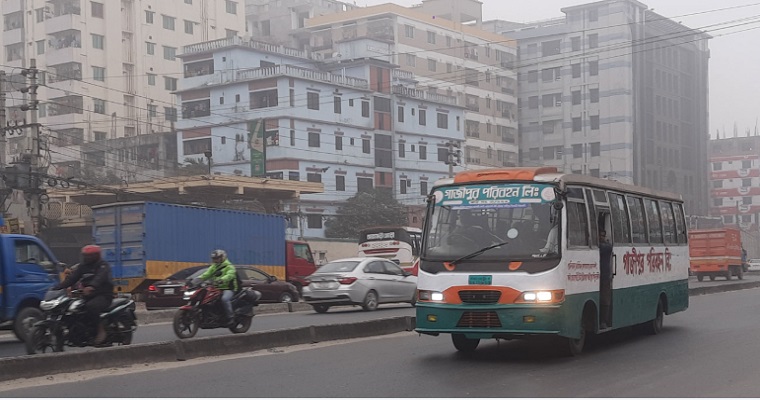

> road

[
  {"left": 2, "top": 288, "right": 760, "bottom": 397},
  {"left": 0, "top": 304, "right": 416, "bottom": 359}
]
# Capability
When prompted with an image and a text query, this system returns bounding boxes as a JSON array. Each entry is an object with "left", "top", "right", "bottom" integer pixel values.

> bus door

[{"left": 591, "top": 189, "right": 613, "bottom": 329}]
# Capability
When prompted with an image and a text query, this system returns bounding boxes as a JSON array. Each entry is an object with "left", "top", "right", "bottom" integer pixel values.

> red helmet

[{"left": 82, "top": 245, "right": 101, "bottom": 255}]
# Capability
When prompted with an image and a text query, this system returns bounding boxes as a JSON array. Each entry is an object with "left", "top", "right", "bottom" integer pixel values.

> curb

[
  {"left": 0, "top": 316, "right": 416, "bottom": 383},
  {"left": 687, "top": 280, "right": 760, "bottom": 296}
]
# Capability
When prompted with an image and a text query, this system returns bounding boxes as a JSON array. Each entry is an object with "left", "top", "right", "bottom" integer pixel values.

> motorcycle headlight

[
  {"left": 40, "top": 298, "right": 61, "bottom": 311},
  {"left": 183, "top": 290, "right": 197, "bottom": 301}
]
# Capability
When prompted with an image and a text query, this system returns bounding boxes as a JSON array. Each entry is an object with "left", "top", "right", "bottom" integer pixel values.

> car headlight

[{"left": 417, "top": 290, "right": 444, "bottom": 302}]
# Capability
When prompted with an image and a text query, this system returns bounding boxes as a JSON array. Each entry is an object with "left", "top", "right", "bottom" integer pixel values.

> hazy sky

[{"left": 359, "top": 0, "right": 760, "bottom": 139}]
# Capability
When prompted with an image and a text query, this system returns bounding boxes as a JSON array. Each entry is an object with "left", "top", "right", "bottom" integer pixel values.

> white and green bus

[{"left": 415, "top": 167, "right": 689, "bottom": 355}]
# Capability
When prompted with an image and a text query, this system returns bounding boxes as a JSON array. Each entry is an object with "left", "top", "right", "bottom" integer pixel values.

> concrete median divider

[
  {"left": 688, "top": 280, "right": 760, "bottom": 296},
  {"left": 136, "top": 302, "right": 315, "bottom": 325},
  {"left": 0, "top": 316, "right": 417, "bottom": 383}
]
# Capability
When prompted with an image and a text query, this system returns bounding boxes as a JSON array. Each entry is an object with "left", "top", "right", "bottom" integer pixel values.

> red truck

[{"left": 689, "top": 228, "right": 745, "bottom": 281}]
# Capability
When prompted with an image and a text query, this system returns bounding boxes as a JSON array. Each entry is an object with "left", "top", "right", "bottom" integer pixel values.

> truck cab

[
  {"left": 0, "top": 234, "right": 63, "bottom": 341},
  {"left": 285, "top": 241, "right": 317, "bottom": 292}
]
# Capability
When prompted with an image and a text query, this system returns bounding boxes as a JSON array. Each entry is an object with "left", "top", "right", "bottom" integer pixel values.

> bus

[
  {"left": 357, "top": 226, "right": 422, "bottom": 271},
  {"left": 415, "top": 167, "right": 689, "bottom": 355}
]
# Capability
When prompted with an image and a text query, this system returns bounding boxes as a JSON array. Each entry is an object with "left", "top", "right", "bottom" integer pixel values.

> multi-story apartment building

[
  {"left": 1, "top": 0, "right": 246, "bottom": 178},
  {"left": 485, "top": 0, "right": 710, "bottom": 215},
  {"left": 303, "top": 0, "right": 520, "bottom": 170},
  {"left": 708, "top": 137, "right": 760, "bottom": 226},
  {"left": 175, "top": 36, "right": 465, "bottom": 238},
  {"left": 245, "top": 0, "right": 357, "bottom": 49}
]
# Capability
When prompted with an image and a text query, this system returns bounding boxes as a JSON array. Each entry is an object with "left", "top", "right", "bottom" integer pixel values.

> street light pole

[{"left": 204, "top": 150, "right": 212, "bottom": 175}]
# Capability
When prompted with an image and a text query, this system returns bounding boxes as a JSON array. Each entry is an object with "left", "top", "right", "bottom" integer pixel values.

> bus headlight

[
  {"left": 517, "top": 290, "right": 564, "bottom": 304},
  {"left": 418, "top": 290, "right": 444, "bottom": 302}
]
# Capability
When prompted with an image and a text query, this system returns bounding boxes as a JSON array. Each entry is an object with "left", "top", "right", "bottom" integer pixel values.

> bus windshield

[{"left": 423, "top": 183, "right": 561, "bottom": 262}]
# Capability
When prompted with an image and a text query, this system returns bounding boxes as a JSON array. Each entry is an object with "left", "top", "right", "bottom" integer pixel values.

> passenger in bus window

[{"left": 448, "top": 210, "right": 501, "bottom": 246}]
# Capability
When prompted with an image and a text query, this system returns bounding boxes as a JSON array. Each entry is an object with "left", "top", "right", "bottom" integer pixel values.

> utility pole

[
  {"left": 445, "top": 140, "right": 462, "bottom": 178},
  {"left": 19, "top": 59, "right": 43, "bottom": 234},
  {"left": 0, "top": 71, "right": 6, "bottom": 170}
]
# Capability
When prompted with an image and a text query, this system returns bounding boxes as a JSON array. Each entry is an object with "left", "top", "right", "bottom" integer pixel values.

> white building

[
  {"left": 1, "top": 0, "right": 246, "bottom": 178},
  {"left": 175, "top": 36, "right": 465, "bottom": 238}
]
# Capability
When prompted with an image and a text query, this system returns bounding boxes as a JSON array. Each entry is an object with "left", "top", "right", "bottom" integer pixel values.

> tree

[
  {"left": 324, "top": 188, "right": 408, "bottom": 239},
  {"left": 177, "top": 157, "right": 208, "bottom": 176}
]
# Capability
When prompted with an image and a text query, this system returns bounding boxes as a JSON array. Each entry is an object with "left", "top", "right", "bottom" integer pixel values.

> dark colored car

[{"left": 144, "top": 265, "right": 299, "bottom": 309}]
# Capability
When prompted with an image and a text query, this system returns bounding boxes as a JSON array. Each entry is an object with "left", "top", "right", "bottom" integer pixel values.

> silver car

[{"left": 302, "top": 257, "right": 417, "bottom": 313}]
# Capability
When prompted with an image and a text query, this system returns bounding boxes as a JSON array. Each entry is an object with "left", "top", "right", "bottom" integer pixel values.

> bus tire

[
  {"left": 709, "top": 275, "right": 716, "bottom": 281},
  {"left": 451, "top": 334, "right": 479, "bottom": 352},
  {"left": 696, "top": 274, "right": 704, "bottom": 282},
  {"left": 644, "top": 298, "right": 664, "bottom": 335}
]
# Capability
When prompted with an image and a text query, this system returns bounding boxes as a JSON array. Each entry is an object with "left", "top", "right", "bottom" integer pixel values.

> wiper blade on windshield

[{"left": 449, "top": 241, "right": 509, "bottom": 266}]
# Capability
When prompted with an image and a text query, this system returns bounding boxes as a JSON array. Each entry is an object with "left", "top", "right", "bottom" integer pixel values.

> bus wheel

[
  {"left": 696, "top": 274, "right": 704, "bottom": 282},
  {"left": 725, "top": 269, "right": 732, "bottom": 280},
  {"left": 566, "top": 329, "right": 586, "bottom": 357},
  {"left": 451, "top": 334, "right": 479, "bottom": 352},
  {"left": 644, "top": 299, "right": 664, "bottom": 335},
  {"left": 709, "top": 275, "right": 716, "bottom": 281}
]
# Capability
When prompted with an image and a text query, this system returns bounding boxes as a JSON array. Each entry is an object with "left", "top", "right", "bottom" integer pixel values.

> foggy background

[{"left": 359, "top": 0, "right": 760, "bottom": 139}]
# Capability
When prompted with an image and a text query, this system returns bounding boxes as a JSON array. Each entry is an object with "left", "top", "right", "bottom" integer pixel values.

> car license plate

[
  {"left": 164, "top": 288, "right": 175, "bottom": 295},
  {"left": 468, "top": 275, "right": 492, "bottom": 285},
  {"left": 313, "top": 282, "right": 330, "bottom": 289}
]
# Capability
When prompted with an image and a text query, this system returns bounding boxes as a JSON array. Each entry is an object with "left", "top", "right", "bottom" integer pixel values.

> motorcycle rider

[
  {"left": 53, "top": 245, "right": 114, "bottom": 345},
  {"left": 197, "top": 249, "right": 238, "bottom": 326}
]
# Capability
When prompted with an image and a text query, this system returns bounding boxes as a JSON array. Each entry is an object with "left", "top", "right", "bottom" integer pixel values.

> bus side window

[
  {"left": 673, "top": 203, "right": 688, "bottom": 244},
  {"left": 584, "top": 189, "right": 598, "bottom": 247},
  {"left": 608, "top": 193, "right": 632, "bottom": 244},
  {"left": 626, "top": 196, "right": 648, "bottom": 244},
  {"left": 643, "top": 199, "right": 663, "bottom": 243},
  {"left": 567, "top": 201, "right": 590, "bottom": 247},
  {"left": 660, "top": 201, "right": 677, "bottom": 244}
]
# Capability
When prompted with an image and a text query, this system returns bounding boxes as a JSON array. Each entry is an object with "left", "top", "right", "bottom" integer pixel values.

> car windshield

[
  {"left": 317, "top": 261, "right": 360, "bottom": 273},
  {"left": 423, "top": 183, "right": 561, "bottom": 262},
  {"left": 168, "top": 266, "right": 205, "bottom": 280}
]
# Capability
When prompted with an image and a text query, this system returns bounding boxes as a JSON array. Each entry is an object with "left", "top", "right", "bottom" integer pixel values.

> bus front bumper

[{"left": 415, "top": 303, "right": 564, "bottom": 339}]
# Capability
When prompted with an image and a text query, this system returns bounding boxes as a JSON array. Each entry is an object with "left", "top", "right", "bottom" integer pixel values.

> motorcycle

[
  {"left": 25, "top": 288, "right": 138, "bottom": 355},
  {"left": 172, "top": 279, "right": 262, "bottom": 339}
]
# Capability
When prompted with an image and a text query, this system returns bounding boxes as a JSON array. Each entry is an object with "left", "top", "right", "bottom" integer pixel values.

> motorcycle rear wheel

[
  {"left": 116, "top": 315, "right": 136, "bottom": 345},
  {"left": 173, "top": 309, "right": 199, "bottom": 339},
  {"left": 229, "top": 315, "right": 252, "bottom": 334}
]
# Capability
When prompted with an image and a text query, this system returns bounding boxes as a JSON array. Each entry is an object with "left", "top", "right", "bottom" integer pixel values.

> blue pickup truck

[{"left": 0, "top": 234, "right": 64, "bottom": 341}]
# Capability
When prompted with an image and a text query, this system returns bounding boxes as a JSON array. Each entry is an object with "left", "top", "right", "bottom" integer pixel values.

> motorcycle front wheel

[
  {"left": 229, "top": 315, "right": 252, "bottom": 334},
  {"left": 25, "top": 325, "right": 64, "bottom": 355},
  {"left": 173, "top": 309, "right": 199, "bottom": 339}
]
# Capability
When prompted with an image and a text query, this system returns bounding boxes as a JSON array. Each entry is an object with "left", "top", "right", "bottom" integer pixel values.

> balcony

[
  {"left": 392, "top": 85, "right": 459, "bottom": 106},
  {"left": 46, "top": 46, "right": 83, "bottom": 66},
  {"left": 392, "top": 69, "right": 415, "bottom": 82},
  {"left": 45, "top": 13, "right": 82, "bottom": 35},
  {"left": 1, "top": 0, "right": 22, "bottom": 14},
  {"left": 48, "top": 62, "right": 82, "bottom": 84},
  {"left": 42, "top": 201, "right": 93, "bottom": 227},
  {"left": 236, "top": 65, "right": 369, "bottom": 90},
  {"left": 182, "top": 36, "right": 313, "bottom": 59},
  {"left": 2, "top": 28, "right": 22, "bottom": 46}
]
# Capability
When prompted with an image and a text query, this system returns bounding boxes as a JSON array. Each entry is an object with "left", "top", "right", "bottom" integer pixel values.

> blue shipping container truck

[{"left": 92, "top": 202, "right": 286, "bottom": 293}]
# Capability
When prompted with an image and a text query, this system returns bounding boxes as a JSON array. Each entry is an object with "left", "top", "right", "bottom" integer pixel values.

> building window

[
  {"left": 400, "top": 179, "right": 408, "bottom": 195},
  {"left": 362, "top": 138, "right": 370, "bottom": 154},
  {"left": 307, "top": 92, "right": 319, "bottom": 110},
  {"left": 307, "top": 173, "right": 321, "bottom": 183},
  {"left": 572, "top": 63, "right": 581, "bottom": 78},
  {"left": 588, "top": 33, "right": 598, "bottom": 49},
  {"left": 590, "top": 115, "right": 600, "bottom": 130},
  {"left": 288, "top": 171, "right": 300, "bottom": 181},
  {"left": 419, "top": 109, "right": 427, "bottom": 126},
  {"left": 437, "top": 147, "right": 448, "bottom": 162},
  {"left": 146, "top": 11, "right": 154, "bottom": 24},
  {"left": 572, "top": 90, "right": 581, "bottom": 105},
  {"left": 419, "top": 145, "right": 427, "bottom": 160},
  {"left": 336, "top": 175, "right": 345, "bottom": 191},
  {"left": 164, "top": 77, "right": 177, "bottom": 91},
  {"left": 335, "top": 136, "right": 343, "bottom": 150},
  {"left": 36, "top": 40, "right": 45, "bottom": 55},
  {"left": 307, "top": 215, "right": 322, "bottom": 229},
  {"left": 528, "top": 96, "right": 539, "bottom": 109},
  {"left": 185, "top": 0, "right": 192, "bottom": 4},
  {"left": 398, "top": 143, "right": 405, "bottom": 158},
  {"left": 163, "top": 15, "right": 175, "bottom": 30},
  {"left": 91, "top": 34, "right": 104, "bottom": 49},
  {"left": 146, "top": 42, "right": 155, "bottom": 55},
  {"left": 226, "top": 29, "right": 237, "bottom": 38},
  {"left": 588, "top": 8, "right": 598, "bottom": 22},
  {"left": 428, "top": 58, "right": 436, "bottom": 72},
  {"left": 590, "top": 88, "right": 599, "bottom": 103},
  {"left": 742, "top": 160, "right": 752, "bottom": 169},
  {"left": 405, "top": 25, "right": 414, "bottom": 38},
  {"left": 572, "top": 144, "right": 583, "bottom": 158},
  {"left": 184, "top": 20, "right": 194, "bottom": 34},
  {"left": 93, "top": 98, "right": 106, "bottom": 114},
  {"left": 406, "top": 54, "right": 416, "bottom": 67},
  {"left": 437, "top": 112, "right": 448, "bottom": 129},
  {"left": 91, "top": 2, "right": 104, "bottom": 18},
  {"left": 226, "top": 0, "right": 238, "bottom": 14},
  {"left": 744, "top": 197, "right": 753, "bottom": 205},
  {"left": 712, "top": 162, "right": 722, "bottom": 171},
  {"left": 398, "top": 106, "right": 404, "bottom": 122},
  {"left": 743, "top": 178, "right": 752, "bottom": 186},
  {"left": 308, "top": 132, "right": 320, "bottom": 147},
  {"left": 333, "top": 96, "right": 341, "bottom": 114},
  {"left": 427, "top": 31, "right": 436, "bottom": 44},
  {"left": 420, "top": 181, "right": 428, "bottom": 196},
  {"left": 590, "top": 142, "right": 600, "bottom": 157},
  {"left": 357, "top": 177, "right": 373, "bottom": 193},
  {"left": 92, "top": 66, "right": 105, "bottom": 81},
  {"left": 94, "top": 131, "right": 106, "bottom": 141},
  {"left": 361, "top": 100, "right": 369, "bottom": 117},
  {"left": 163, "top": 46, "right": 177, "bottom": 61},
  {"left": 571, "top": 36, "right": 580, "bottom": 51},
  {"left": 148, "top": 104, "right": 157, "bottom": 117},
  {"left": 541, "top": 39, "right": 561, "bottom": 57},
  {"left": 163, "top": 107, "right": 177, "bottom": 122},
  {"left": 589, "top": 61, "right": 599, "bottom": 76},
  {"left": 572, "top": 117, "right": 582, "bottom": 132},
  {"left": 147, "top": 74, "right": 156, "bottom": 86}
]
